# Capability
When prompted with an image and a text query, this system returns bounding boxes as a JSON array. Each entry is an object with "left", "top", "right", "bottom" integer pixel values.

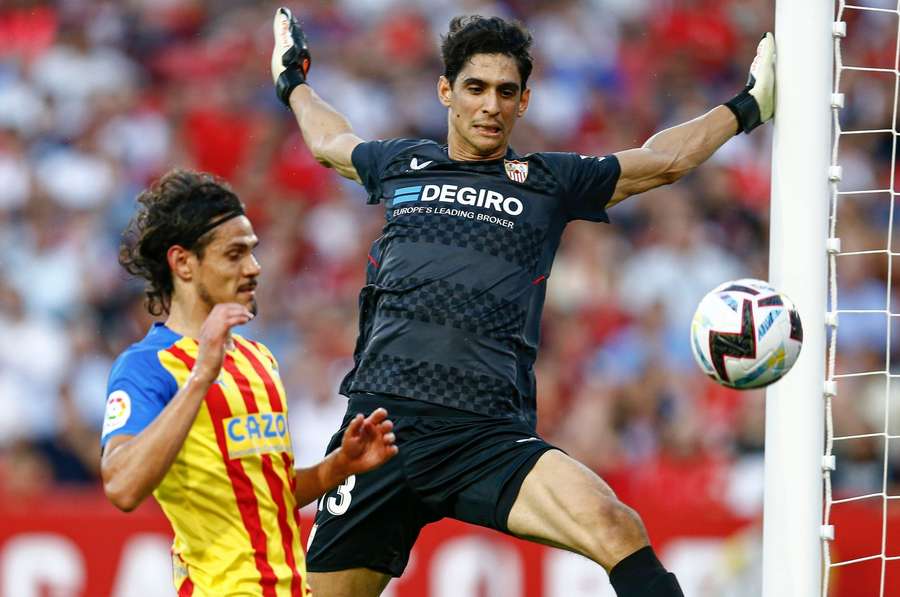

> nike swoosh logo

[
  {"left": 410, "top": 158, "right": 433, "bottom": 170},
  {"left": 516, "top": 437, "right": 540, "bottom": 443}
]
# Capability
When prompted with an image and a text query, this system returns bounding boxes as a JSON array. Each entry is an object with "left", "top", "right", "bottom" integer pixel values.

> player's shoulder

[
  {"left": 367, "top": 138, "right": 451, "bottom": 180},
  {"left": 502, "top": 150, "right": 587, "bottom": 193},
  {"left": 103, "top": 324, "right": 183, "bottom": 443},
  {"left": 359, "top": 137, "right": 443, "bottom": 161},
  {"left": 233, "top": 334, "right": 280, "bottom": 370},
  {"left": 527, "top": 151, "right": 612, "bottom": 169},
  {"left": 525, "top": 151, "right": 619, "bottom": 187},
  {"left": 379, "top": 137, "right": 441, "bottom": 153},
  {"left": 374, "top": 138, "right": 444, "bottom": 164},
  {"left": 353, "top": 138, "right": 445, "bottom": 183},
  {"left": 109, "top": 323, "right": 181, "bottom": 381}
]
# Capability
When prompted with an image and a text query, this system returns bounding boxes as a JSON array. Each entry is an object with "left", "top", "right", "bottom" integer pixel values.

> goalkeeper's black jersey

[{"left": 340, "top": 138, "right": 620, "bottom": 428}]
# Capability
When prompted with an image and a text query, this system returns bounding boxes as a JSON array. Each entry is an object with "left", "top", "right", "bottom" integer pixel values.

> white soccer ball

[{"left": 690, "top": 278, "right": 803, "bottom": 389}]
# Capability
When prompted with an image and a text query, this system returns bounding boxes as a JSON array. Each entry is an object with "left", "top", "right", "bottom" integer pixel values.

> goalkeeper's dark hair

[
  {"left": 119, "top": 169, "right": 245, "bottom": 316},
  {"left": 441, "top": 15, "right": 534, "bottom": 88}
]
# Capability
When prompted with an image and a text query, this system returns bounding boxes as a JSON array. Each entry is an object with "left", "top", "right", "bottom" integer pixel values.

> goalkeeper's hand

[
  {"left": 725, "top": 32, "right": 775, "bottom": 134},
  {"left": 271, "top": 7, "right": 311, "bottom": 108}
]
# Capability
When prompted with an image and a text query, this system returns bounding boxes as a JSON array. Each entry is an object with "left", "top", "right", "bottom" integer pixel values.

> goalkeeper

[{"left": 272, "top": 9, "right": 774, "bottom": 597}]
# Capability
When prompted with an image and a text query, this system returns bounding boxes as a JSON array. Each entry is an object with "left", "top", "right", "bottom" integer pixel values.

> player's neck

[
  {"left": 165, "top": 296, "right": 211, "bottom": 339},
  {"left": 446, "top": 132, "right": 507, "bottom": 162}
]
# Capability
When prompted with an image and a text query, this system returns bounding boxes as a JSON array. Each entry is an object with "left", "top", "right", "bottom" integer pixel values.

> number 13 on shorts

[
  {"left": 319, "top": 475, "right": 356, "bottom": 516},
  {"left": 308, "top": 475, "right": 356, "bottom": 550}
]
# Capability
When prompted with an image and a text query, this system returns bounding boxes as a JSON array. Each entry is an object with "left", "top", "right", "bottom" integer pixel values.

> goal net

[{"left": 824, "top": 1, "right": 900, "bottom": 595}]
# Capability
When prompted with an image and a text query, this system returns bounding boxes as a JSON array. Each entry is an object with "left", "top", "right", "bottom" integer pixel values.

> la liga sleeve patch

[{"left": 102, "top": 389, "right": 132, "bottom": 438}]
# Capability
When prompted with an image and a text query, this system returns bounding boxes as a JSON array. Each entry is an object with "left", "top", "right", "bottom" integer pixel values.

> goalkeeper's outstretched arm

[
  {"left": 286, "top": 86, "right": 364, "bottom": 183},
  {"left": 271, "top": 8, "right": 364, "bottom": 183},
  {"left": 609, "top": 33, "right": 775, "bottom": 207}
]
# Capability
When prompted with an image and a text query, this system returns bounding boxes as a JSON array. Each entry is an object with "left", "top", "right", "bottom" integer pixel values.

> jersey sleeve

[
  {"left": 351, "top": 138, "right": 423, "bottom": 205},
  {"left": 101, "top": 349, "right": 179, "bottom": 447},
  {"left": 548, "top": 153, "right": 621, "bottom": 222}
]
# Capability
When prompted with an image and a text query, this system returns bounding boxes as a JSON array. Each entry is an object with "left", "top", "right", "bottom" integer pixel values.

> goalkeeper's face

[
  {"left": 192, "top": 216, "right": 261, "bottom": 316},
  {"left": 439, "top": 53, "right": 530, "bottom": 159}
]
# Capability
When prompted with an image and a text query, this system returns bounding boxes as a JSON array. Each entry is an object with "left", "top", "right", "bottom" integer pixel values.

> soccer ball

[{"left": 690, "top": 278, "right": 803, "bottom": 389}]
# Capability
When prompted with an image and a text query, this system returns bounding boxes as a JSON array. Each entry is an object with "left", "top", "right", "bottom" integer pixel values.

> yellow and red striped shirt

[{"left": 102, "top": 323, "right": 309, "bottom": 596}]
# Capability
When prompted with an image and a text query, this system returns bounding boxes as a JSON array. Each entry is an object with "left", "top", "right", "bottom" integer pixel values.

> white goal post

[{"left": 762, "top": 1, "right": 832, "bottom": 596}]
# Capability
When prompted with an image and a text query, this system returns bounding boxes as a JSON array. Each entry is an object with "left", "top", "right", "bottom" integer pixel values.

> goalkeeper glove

[
  {"left": 271, "top": 7, "right": 311, "bottom": 108},
  {"left": 725, "top": 32, "right": 775, "bottom": 134}
]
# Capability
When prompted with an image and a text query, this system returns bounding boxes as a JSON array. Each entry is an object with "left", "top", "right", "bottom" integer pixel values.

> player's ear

[
  {"left": 438, "top": 75, "right": 452, "bottom": 108},
  {"left": 517, "top": 87, "right": 530, "bottom": 117},
  {"left": 167, "top": 245, "right": 194, "bottom": 283}
]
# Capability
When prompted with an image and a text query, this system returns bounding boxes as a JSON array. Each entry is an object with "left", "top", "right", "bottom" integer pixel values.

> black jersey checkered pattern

[
  {"left": 378, "top": 278, "right": 526, "bottom": 348},
  {"left": 348, "top": 352, "right": 534, "bottom": 424},
  {"left": 344, "top": 140, "right": 620, "bottom": 423},
  {"left": 385, "top": 213, "right": 544, "bottom": 271},
  {"left": 508, "top": 155, "right": 560, "bottom": 196}
]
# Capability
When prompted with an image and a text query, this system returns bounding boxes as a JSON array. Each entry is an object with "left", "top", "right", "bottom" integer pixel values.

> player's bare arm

[
  {"left": 100, "top": 303, "right": 252, "bottom": 511},
  {"left": 271, "top": 7, "right": 364, "bottom": 183},
  {"left": 610, "top": 106, "right": 738, "bottom": 206},
  {"left": 294, "top": 408, "right": 398, "bottom": 507},
  {"left": 610, "top": 32, "right": 775, "bottom": 206}
]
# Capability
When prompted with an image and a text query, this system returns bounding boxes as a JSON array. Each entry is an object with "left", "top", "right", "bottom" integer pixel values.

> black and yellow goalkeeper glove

[
  {"left": 271, "top": 7, "right": 311, "bottom": 108},
  {"left": 725, "top": 32, "right": 775, "bottom": 134}
]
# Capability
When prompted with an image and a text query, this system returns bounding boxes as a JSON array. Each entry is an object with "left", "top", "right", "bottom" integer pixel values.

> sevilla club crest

[{"left": 504, "top": 160, "right": 529, "bottom": 183}]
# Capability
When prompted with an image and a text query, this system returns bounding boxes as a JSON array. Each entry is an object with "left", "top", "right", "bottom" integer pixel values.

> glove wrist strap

[
  {"left": 276, "top": 69, "right": 306, "bottom": 109},
  {"left": 724, "top": 87, "right": 761, "bottom": 135}
]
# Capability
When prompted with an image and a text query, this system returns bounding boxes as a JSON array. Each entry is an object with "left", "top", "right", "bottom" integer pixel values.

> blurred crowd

[{"left": 0, "top": 0, "right": 896, "bottom": 516}]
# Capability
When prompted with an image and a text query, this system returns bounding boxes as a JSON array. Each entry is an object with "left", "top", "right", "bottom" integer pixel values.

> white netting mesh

[{"left": 825, "top": 2, "right": 900, "bottom": 595}]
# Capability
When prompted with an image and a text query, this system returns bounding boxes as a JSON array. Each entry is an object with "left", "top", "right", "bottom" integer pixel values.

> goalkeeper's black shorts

[{"left": 304, "top": 392, "right": 557, "bottom": 578}]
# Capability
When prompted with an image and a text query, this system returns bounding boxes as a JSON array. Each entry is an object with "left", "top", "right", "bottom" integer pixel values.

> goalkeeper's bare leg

[
  {"left": 507, "top": 450, "right": 683, "bottom": 596},
  {"left": 308, "top": 568, "right": 391, "bottom": 597}
]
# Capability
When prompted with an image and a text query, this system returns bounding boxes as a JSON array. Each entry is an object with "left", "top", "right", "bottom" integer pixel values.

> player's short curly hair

[
  {"left": 119, "top": 169, "right": 245, "bottom": 316},
  {"left": 441, "top": 15, "right": 534, "bottom": 88}
]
